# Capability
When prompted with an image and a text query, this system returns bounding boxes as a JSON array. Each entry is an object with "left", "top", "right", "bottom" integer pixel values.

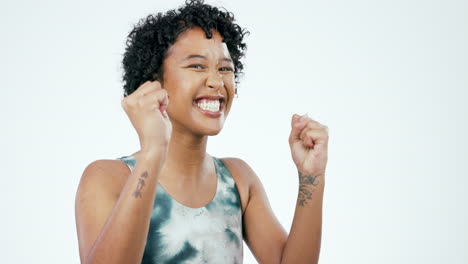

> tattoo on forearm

[
  {"left": 132, "top": 171, "right": 148, "bottom": 199},
  {"left": 298, "top": 172, "right": 321, "bottom": 206}
]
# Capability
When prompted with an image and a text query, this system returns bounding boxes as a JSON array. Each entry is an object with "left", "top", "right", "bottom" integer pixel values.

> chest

[
  {"left": 156, "top": 160, "right": 249, "bottom": 214},
  {"left": 158, "top": 175, "right": 218, "bottom": 209},
  {"left": 141, "top": 180, "right": 244, "bottom": 263}
]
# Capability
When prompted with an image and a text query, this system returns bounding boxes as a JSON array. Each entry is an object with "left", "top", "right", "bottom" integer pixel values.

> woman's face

[{"left": 161, "top": 27, "right": 236, "bottom": 136}]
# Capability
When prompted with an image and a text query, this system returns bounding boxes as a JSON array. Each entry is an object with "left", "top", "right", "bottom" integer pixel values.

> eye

[
  {"left": 188, "top": 64, "right": 205, "bottom": 70},
  {"left": 219, "top": 67, "right": 234, "bottom": 72}
]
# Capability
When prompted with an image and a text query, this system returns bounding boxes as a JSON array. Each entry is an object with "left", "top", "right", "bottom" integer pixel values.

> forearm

[
  {"left": 280, "top": 172, "right": 325, "bottom": 264},
  {"left": 85, "top": 152, "right": 164, "bottom": 264}
]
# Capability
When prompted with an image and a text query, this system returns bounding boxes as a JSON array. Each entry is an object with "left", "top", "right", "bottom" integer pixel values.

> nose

[{"left": 205, "top": 70, "right": 224, "bottom": 90}]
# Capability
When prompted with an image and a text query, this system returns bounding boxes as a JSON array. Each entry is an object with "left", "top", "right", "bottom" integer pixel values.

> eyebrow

[{"left": 182, "top": 54, "right": 233, "bottom": 63}]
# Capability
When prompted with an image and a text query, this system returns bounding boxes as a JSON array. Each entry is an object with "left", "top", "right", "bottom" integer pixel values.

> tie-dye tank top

[{"left": 116, "top": 155, "right": 243, "bottom": 264}]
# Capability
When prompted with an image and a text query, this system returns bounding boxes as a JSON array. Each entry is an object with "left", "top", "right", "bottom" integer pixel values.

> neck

[{"left": 162, "top": 124, "right": 211, "bottom": 182}]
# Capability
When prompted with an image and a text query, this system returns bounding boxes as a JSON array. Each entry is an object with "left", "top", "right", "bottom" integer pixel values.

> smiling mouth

[{"left": 193, "top": 98, "right": 225, "bottom": 117}]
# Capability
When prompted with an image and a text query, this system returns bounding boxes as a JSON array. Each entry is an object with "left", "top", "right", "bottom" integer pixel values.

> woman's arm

[
  {"left": 75, "top": 80, "right": 170, "bottom": 263},
  {"left": 237, "top": 114, "right": 329, "bottom": 264},
  {"left": 281, "top": 113, "right": 328, "bottom": 263},
  {"left": 75, "top": 151, "right": 164, "bottom": 264},
  {"left": 280, "top": 172, "right": 325, "bottom": 263},
  {"left": 230, "top": 160, "right": 324, "bottom": 264}
]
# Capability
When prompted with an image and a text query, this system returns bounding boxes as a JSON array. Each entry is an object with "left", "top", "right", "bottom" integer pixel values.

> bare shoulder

[
  {"left": 220, "top": 157, "right": 258, "bottom": 179},
  {"left": 76, "top": 158, "right": 131, "bottom": 200},
  {"left": 219, "top": 157, "right": 261, "bottom": 215},
  {"left": 75, "top": 158, "right": 132, "bottom": 262}
]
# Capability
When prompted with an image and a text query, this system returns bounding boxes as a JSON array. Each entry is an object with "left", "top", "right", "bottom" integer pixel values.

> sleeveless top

[{"left": 116, "top": 155, "right": 244, "bottom": 264}]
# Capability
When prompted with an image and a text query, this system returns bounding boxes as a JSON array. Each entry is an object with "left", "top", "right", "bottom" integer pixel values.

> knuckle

[
  {"left": 152, "top": 81, "right": 162, "bottom": 89},
  {"left": 137, "top": 81, "right": 149, "bottom": 92},
  {"left": 137, "top": 97, "right": 146, "bottom": 108},
  {"left": 307, "top": 122, "right": 317, "bottom": 129},
  {"left": 158, "top": 89, "right": 168, "bottom": 97},
  {"left": 121, "top": 97, "right": 131, "bottom": 108}
]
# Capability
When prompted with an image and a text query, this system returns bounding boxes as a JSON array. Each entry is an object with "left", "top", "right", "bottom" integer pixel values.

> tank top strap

[
  {"left": 210, "top": 156, "right": 242, "bottom": 212},
  {"left": 116, "top": 155, "right": 136, "bottom": 171}
]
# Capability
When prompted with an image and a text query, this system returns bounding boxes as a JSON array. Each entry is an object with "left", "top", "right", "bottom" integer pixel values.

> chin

[
  {"left": 193, "top": 113, "right": 227, "bottom": 136},
  {"left": 200, "top": 125, "right": 223, "bottom": 136}
]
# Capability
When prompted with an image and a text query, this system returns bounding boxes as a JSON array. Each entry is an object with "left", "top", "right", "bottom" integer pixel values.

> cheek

[
  {"left": 164, "top": 69, "right": 193, "bottom": 96},
  {"left": 224, "top": 76, "right": 235, "bottom": 95},
  {"left": 224, "top": 86, "right": 236, "bottom": 114}
]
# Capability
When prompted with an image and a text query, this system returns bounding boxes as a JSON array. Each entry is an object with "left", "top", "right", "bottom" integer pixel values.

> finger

[
  {"left": 155, "top": 90, "right": 169, "bottom": 118},
  {"left": 137, "top": 81, "right": 152, "bottom": 93},
  {"left": 153, "top": 89, "right": 168, "bottom": 106},
  {"left": 300, "top": 115, "right": 323, "bottom": 126},
  {"left": 135, "top": 80, "right": 162, "bottom": 96},
  {"left": 301, "top": 120, "right": 324, "bottom": 132},
  {"left": 291, "top": 114, "right": 301, "bottom": 127},
  {"left": 300, "top": 128, "right": 328, "bottom": 147},
  {"left": 299, "top": 122, "right": 328, "bottom": 139},
  {"left": 289, "top": 114, "right": 308, "bottom": 144},
  {"left": 136, "top": 89, "right": 167, "bottom": 109},
  {"left": 140, "top": 87, "right": 167, "bottom": 106}
]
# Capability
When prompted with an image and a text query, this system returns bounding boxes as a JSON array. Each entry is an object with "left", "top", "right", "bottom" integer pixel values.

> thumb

[
  {"left": 155, "top": 90, "right": 169, "bottom": 118},
  {"left": 291, "top": 114, "right": 301, "bottom": 126},
  {"left": 289, "top": 114, "right": 307, "bottom": 144}
]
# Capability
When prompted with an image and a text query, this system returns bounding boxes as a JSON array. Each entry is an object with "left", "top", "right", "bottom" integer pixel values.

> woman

[{"left": 75, "top": 0, "right": 329, "bottom": 263}]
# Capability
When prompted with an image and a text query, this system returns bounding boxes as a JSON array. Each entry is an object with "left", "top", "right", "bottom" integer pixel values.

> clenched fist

[
  {"left": 289, "top": 114, "right": 329, "bottom": 179},
  {"left": 121, "top": 81, "right": 172, "bottom": 156}
]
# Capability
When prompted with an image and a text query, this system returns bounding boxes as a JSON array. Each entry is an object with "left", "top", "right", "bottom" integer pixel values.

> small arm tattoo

[
  {"left": 133, "top": 171, "right": 149, "bottom": 199},
  {"left": 298, "top": 172, "right": 321, "bottom": 206}
]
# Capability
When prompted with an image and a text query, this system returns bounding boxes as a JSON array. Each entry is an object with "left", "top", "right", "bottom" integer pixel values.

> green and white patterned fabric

[{"left": 116, "top": 155, "right": 243, "bottom": 264}]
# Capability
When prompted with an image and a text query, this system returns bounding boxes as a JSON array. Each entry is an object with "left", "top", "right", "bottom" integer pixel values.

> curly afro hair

[{"left": 121, "top": 0, "right": 249, "bottom": 97}]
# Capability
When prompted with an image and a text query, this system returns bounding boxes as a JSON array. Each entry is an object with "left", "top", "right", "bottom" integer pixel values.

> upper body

[
  {"left": 109, "top": 153, "right": 260, "bottom": 263},
  {"left": 75, "top": 1, "right": 328, "bottom": 263}
]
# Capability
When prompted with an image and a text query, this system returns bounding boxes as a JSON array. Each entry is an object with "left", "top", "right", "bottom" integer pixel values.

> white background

[{"left": 1, "top": 0, "right": 467, "bottom": 263}]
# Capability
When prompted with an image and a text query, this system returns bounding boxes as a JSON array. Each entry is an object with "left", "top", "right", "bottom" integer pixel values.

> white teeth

[{"left": 197, "top": 99, "right": 220, "bottom": 112}]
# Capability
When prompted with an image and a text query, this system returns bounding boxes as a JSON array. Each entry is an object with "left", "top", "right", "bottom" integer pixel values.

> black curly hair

[{"left": 121, "top": 0, "right": 249, "bottom": 97}]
